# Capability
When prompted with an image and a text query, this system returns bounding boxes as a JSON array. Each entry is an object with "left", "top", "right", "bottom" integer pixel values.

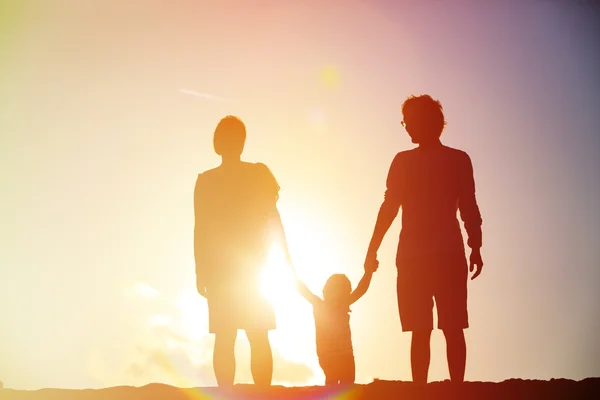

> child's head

[{"left": 322, "top": 274, "right": 352, "bottom": 304}]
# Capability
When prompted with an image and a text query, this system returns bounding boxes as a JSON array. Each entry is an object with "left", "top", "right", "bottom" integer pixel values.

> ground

[{"left": 1, "top": 378, "right": 599, "bottom": 399}]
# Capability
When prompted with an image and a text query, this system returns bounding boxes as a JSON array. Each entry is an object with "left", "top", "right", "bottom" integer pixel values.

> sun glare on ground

[{"left": 152, "top": 227, "right": 338, "bottom": 385}]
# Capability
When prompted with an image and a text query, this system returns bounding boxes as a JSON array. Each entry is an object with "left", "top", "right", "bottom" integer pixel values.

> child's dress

[{"left": 312, "top": 301, "right": 355, "bottom": 381}]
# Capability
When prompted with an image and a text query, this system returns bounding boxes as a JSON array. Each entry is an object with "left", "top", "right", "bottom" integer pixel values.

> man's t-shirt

[
  {"left": 194, "top": 162, "right": 280, "bottom": 287},
  {"left": 384, "top": 145, "right": 482, "bottom": 261}
]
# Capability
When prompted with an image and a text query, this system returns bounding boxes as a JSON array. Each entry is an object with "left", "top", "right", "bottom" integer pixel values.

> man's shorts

[{"left": 396, "top": 252, "right": 469, "bottom": 332}]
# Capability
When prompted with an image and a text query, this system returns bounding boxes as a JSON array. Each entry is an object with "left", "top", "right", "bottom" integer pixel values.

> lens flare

[{"left": 320, "top": 66, "right": 340, "bottom": 90}]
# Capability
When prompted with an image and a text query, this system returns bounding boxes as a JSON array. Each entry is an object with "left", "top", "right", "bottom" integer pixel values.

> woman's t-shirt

[{"left": 194, "top": 162, "right": 280, "bottom": 287}]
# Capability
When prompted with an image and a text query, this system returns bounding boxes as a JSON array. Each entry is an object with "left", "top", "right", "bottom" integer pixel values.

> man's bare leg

[
  {"left": 339, "top": 357, "right": 356, "bottom": 385},
  {"left": 411, "top": 330, "right": 432, "bottom": 384},
  {"left": 443, "top": 329, "right": 466, "bottom": 383},
  {"left": 325, "top": 376, "right": 338, "bottom": 386},
  {"left": 246, "top": 330, "right": 273, "bottom": 387},
  {"left": 213, "top": 329, "right": 237, "bottom": 387}
]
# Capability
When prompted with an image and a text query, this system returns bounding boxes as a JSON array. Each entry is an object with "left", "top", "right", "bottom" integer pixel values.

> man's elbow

[
  {"left": 468, "top": 210, "right": 483, "bottom": 227},
  {"left": 459, "top": 199, "right": 481, "bottom": 222},
  {"left": 380, "top": 200, "right": 400, "bottom": 218}
]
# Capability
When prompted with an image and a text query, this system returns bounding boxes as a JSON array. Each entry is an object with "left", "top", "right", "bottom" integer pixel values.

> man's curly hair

[{"left": 401, "top": 94, "right": 447, "bottom": 137}]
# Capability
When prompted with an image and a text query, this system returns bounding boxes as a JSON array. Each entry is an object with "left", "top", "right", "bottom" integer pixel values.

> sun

[
  {"left": 260, "top": 245, "right": 297, "bottom": 304},
  {"left": 259, "top": 245, "right": 319, "bottom": 365}
]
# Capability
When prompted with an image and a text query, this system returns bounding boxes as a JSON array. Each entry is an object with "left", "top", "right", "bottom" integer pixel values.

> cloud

[
  {"left": 179, "top": 89, "right": 229, "bottom": 102},
  {"left": 148, "top": 324, "right": 199, "bottom": 347},
  {"left": 128, "top": 282, "right": 160, "bottom": 299},
  {"left": 111, "top": 284, "right": 314, "bottom": 387},
  {"left": 150, "top": 315, "right": 171, "bottom": 327},
  {"left": 272, "top": 351, "right": 314, "bottom": 384},
  {"left": 127, "top": 363, "right": 145, "bottom": 378},
  {"left": 128, "top": 344, "right": 313, "bottom": 387},
  {"left": 127, "top": 340, "right": 216, "bottom": 387}
]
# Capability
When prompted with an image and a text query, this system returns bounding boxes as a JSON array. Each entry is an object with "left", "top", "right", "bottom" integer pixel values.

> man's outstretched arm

[
  {"left": 365, "top": 154, "right": 402, "bottom": 268},
  {"left": 458, "top": 152, "right": 484, "bottom": 279},
  {"left": 366, "top": 201, "right": 400, "bottom": 258}
]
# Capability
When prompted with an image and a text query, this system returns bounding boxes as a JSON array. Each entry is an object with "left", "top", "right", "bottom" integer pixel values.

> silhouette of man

[
  {"left": 193, "top": 116, "right": 293, "bottom": 387},
  {"left": 365, "top": 95, "right": 483, "bottom": 384}
]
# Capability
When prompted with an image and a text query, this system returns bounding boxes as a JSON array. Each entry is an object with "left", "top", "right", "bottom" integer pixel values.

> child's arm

[
  {"left": 349, "top": 270, "right": 374, "bottom": 304},
  {"left": 296, "top": 280, "right": 322, "bottom": 305}
]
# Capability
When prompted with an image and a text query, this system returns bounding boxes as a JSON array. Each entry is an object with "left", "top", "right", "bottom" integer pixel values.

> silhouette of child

[{"left": 296, "top": 263, "right": 376, "bottom": 385}]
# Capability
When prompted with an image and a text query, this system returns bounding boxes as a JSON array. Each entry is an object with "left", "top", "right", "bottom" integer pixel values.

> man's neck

[{"left": 418, "top": 139, "right": 443, "bottom": 150}]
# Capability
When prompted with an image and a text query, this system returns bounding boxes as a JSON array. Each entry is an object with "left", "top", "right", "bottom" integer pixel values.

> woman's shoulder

[
  {"left": 198, "top": 166, "right": 220, "bottom": 178},
  {"left": 249, "top": 162, "right": 280, "bottom": 193},
  {"left": 250, "top": 161, "right": 274, "bottom": 175}
]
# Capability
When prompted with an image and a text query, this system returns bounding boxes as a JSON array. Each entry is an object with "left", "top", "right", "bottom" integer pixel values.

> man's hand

[
  {"left": 469, "top": 248, "right": 484, "bottom": 280},
  {"left": 364, "top": 253, "right": 379, "bottom": 273}
]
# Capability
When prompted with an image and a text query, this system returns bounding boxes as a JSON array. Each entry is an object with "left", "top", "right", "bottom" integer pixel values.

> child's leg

[{"left": 322, "top": 355, "right": 355, "bottom": 385}]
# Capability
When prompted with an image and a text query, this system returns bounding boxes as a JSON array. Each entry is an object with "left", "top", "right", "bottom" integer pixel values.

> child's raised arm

[
  {"left": 296, "top": 280, "right": 322, "bottom": 305},
  {"left": 349, "top": 270, "right": 374, "bottom": 304}
]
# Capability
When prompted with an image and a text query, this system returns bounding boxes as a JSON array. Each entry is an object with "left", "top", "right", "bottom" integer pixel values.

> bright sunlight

[{"left": 259, "top": 245, "right": 318, "bottom": 369}]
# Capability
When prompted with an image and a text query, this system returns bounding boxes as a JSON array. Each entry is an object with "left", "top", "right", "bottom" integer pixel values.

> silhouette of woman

[{"left": 193, "top": 116, "right": 293, "bottom": 387}]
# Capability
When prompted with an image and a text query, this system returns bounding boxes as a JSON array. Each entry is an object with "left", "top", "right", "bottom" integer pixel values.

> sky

[{"left": 1, "top": 0, "right": 599, "bottom": 390}]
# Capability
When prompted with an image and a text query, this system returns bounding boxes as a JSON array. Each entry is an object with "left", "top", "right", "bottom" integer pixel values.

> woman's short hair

[{"left": 213, "top": 115, "right": 246, "bottom": 156}]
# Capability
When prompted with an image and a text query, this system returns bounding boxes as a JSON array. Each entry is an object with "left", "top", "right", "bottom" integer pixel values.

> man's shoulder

[
  {"left": 440, "top": 146, "right": 474, "bottom": 168},
  {"left": 442, "top": 145, "right": 470, "bottom": 158},
  {"left": 396, "top": 148, "right": 419, "bottom": 157},
  {"left": 392, "top": 148, "right": 418, "bottom": 162}
]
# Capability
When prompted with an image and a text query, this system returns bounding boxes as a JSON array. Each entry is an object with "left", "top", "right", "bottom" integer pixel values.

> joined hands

[{"left": 364, "top": 253, "right": 379, "bottom": 273}]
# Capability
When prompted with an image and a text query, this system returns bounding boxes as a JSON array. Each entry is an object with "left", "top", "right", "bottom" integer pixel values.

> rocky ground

[{"left": 1, "top": 378, "right": 599, "bottom": 399}]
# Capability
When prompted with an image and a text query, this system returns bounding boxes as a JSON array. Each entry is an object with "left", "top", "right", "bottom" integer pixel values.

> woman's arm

[
  {"left": 269, "top": 207, "right": 295, "bottom": 270},
  {"left": 296, "top": 280, "right": 322, "bottom": 305},
  {"left": 257, "top": 162, "right": 296, "bottom": 274},
  {"left": 193, "top": 173, "right": 208, "bottom": 298}
]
